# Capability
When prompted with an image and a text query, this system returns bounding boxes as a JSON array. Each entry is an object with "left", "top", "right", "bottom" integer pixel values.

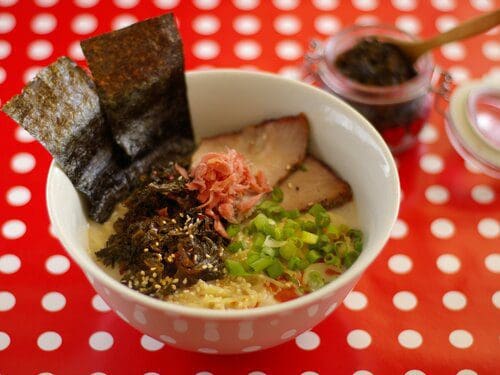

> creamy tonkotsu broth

[{"left": 88, "top": 201, "right": 360, "bottom": 310}]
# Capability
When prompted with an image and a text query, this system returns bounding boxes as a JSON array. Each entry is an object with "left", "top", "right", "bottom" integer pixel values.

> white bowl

[{"left": 47, "top": 69, "right": 400, "bottom": 354}]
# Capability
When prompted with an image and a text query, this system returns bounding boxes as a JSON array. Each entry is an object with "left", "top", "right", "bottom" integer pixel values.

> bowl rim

[{"left": 46, "top": 68, "right": 400, "bottom": 319}]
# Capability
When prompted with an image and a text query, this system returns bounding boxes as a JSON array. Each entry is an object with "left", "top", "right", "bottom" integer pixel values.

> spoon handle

[{"left": 420, "top": 9, "right": 500, "bottom": 52}]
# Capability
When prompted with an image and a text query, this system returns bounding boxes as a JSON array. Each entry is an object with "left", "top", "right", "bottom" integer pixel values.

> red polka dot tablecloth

[{"left": 1, "top": 0, "right": 499, "bottom": 374}]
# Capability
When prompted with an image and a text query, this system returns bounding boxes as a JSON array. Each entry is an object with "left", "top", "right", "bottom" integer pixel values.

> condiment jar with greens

[{"left": 305, "top": 24, "right": 440, "bottom": 153}]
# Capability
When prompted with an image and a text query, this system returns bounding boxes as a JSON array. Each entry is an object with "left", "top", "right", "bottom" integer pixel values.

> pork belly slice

[
  {"left": 279, "top": 156, "right": 352, "bottom": 211},
  {"left": 191, "top": 114, "right": 309, "bottom": 186}
]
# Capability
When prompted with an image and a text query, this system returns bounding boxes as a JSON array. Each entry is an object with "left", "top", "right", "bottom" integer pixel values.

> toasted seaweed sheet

[
  {"left": 81, "top": 13, "right": 192, "bottom": 159},
  {"left": 2, "top": 56, "right": 194, "bottom": 223}
]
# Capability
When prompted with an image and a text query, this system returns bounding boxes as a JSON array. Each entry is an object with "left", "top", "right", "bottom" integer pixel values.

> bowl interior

[{"left": 47, "top": 69, "right": 400, "bottom": 317}]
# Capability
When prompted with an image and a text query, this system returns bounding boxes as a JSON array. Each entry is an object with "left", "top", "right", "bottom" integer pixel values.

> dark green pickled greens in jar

[{"left": 335, "top": 37, "right": 417, "bottom": 86}]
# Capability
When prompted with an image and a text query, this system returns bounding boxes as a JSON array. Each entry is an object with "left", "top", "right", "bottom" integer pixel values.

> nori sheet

[
  {"left": 81, "top": 13, "right": 193, "bottom": 159},
  {"left": 1, "top": 56, "right": 194, "bottom": 222}
]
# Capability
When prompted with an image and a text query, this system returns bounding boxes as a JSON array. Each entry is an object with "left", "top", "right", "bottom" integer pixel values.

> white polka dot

[
  {"left": 75, "top": 0, "right": 99, "bottom": 7},
  {"left": 233, "top": 15, "right": 260, "bottom": 35},
  {"left": 436, "top": 254, "right": 461, "bottom": 274},
  {"left": 355, "top": 15, "right": 379, "bottom": 26},
  {"left": 441, "top": 42, "right": 466, "bottom": 61},
  {"left": 449, "top": 329, "right": 473, "bottom": 348},
  {"left": 352, "top": 0, "right": 378, "bottom": 11},
  {"left": 270, "top": 319, "right": 279, "bottom": 326},
  {"left": 197, "top": 347, "right": 218, "bottom": 354},
  {"left": 398, "top": 329, "right": 422, "bottom": 349},
  {"left": 11, "top": 152, "right": 36, "bottom": 174},
  {"left": 314, "top": 15, "right": 341, "bottom": 35},
  {"left": 41, "top": 292, "right": 66, "bottom": 312},
  {"left": 420, "top": 154, "right": 444, "bottom": 174},
  {"left": 0, "top": 291, "right": 15, "bottom": 311},
  {"left": 276, "top": 40, "right": 303, "bottom": 61},
  {"left": 418, "top": 123, "right": 438, "bottom": 144},
  {"left": 1, "top": 220, "right": 26, "bottom": 240},
  {"left": 192, "top": 40, "right": 220, "bottom": 60},
  {"left": 67, "top": 41, "right": 84, "bottom": 60},
  {"left": 301, "top": 372, "right": 319, "bottom": 375},
  {"left": 153, "top": 0, "right": 180, "bottom": 8},
  {"left": 405, "top": 371, "right": 426, "bottom": 375},
  {"left": 48, "top": 224, "right": 58, "bottom": 238},
  {"left": 192, "top": 15, "right": 220, "bottom": 35},
  {"left": 442, "top": 291, "right": 467, "bottom": 311},
  {"left": 242, "top": 345, "right": 261, "bottom": 352},
  {"left": 45, "top": 255, "right": 70, "bottom": 275},
  {"left": 464, "top": 159, "right": 482, "bottom": 174},
  {"left": 23, "top": 66, "right": 42, "bottom": 83},
  {"left": 391, "top": 219, "right": 408, "bottom": 239},
  {"left": 193, "top": 0, "right": 220, "bottom": 10},
  {"left": 234, "top": 40, "right": 261, "bottom": 60},
  {"left": 6, "top": 186, "right": 31, "bottom": 206},
  {"left": 196, "top": 372, "right": 213, "bottom": 375},
  {"left": 281, "top": 329, "right": 297, "bottom": 339},
  {"left": 431, "top": 0, "right": 456, "bottom": 11},
  {"left": 37, "top": 331, "right": 62, "bottom": 351},
  {"left": 111, "top": 14, "right": 137, "bottom": 30},
  {"left": 35, "top": 0, "right": 58, "bottom": 6},
  {"left": 272, "top": 0, "right": 298, "bottom": 10},
  {"left": 307, "top": 304, "right": 319, "bottom": 317},
  {"left": 470, "top": 0, "right": 494, "bottom": 10},
  {"left": 0, "top": 254, "right": 21, "bottom": 274},
  {"left": 278, "top": 65, "right": 302, "bottom": 80},
  {"left": 492, "top": 291, "right": 500, "bottom": 308},
  {"left": 393, "top": 291, "right": 417, "bottom": 311},
  {"left": 482, "top": 41, "right": 500, "bottom": 61},
  {"left": 347, "top": 329, "right": 371, "bottom": 349},
  {"left": 457, "top": 370, "right": 478, "bottom": 375},
  {"left": 395, "top": 15, "right": 421, "bottom": 35},
  {"left": 425, "top": 185, "right": 449, "bottom": 204},
  {"left": 71, "top": 14, "right": 98, "bottom": 34},
  {"left": 0, "top": 40, "right": 11, "bottom": 59},
  {"left": 160, "top": 334, "right": 176, "bottom": 344},
  {"left": 485, "top": 253, "right": 500, "bottom": 273},
  {"left": 248, "top": 372, "right": 266, "bottom": 375},
  {"left": 388, "top": 254, "right": 413, "bottom": 274},
  {"left": 448, "top": 66, "right": 470, "bottom": 83},
  {"left": 238, "top": 321, "right": 254, "bottom": 340},
  {"left": 27, "top": 40, "right": 53, "bottom": 60},
  {"left": 0, "top": 66, "right": 5, "bottom": 83},
  {"left": 204, "top": 323, "right": 220, "bottom": 342},
  {"left": 274, "top": 15, "right": 301, "bottom": 35},
  {"left": 324, "top": 301, "right": 338, "bottom": 316},
  {"left": 173, "top": 319, "right": 188, "bottom": 332},
  {"left": 344, "top": 291, "right": 368, "bottom": 311},
  {"left": 391, "top": 0, "right": 416, "bottom": 10},
  {"left": 471, "top": 185, "right": 495, "bottom": 204},
  {"left": 0, "top": 13, "right": 15, "bottom": 33},
  {"left": 312, "top": 0, "right": 338, "bottom": 9},
  {"left": 0, "top": 332, "right": 10, "bottom": 351},
  {"left": 232, "top": 0, "right": 259, "bottom": 10},
  {"left": 431, "top": 218, "right": 455, "bottom": 239},
  {"left": 31, "top": 13, "right": 57, "bottom": 35},
  {"left": 89, "top": 331, "right": 114, "bottom": 351},
  {"left": 478, "top": 218, "right": 499, "bottom": 238},
  {"left": 133, "top": 308, "right": 147, "bottom": 324},
  {"left": 92, "top": 295, "right": 111, "bottom": 312},
  {"left": 295, "top": 331, "right": 320, "bottom": 350},
  {"left": 113, "top": 0, "right": 138, "bottom": 8},
  {"left": 0, "top": 0, "right": 17, "bottom": 6},
  {"left": 141, "top": 335, "right": 164, "bottom": 351},
  {"left": 435, "top": 15, "right": 458, "bottom": 32},
  {"left": 14, "top": 127, "right": 35, "bottom": 143}
]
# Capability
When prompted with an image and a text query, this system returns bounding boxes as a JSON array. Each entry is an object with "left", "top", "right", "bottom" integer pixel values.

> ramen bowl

[{"left": 46, "top": 70, "right": 400, "bottom": 354}]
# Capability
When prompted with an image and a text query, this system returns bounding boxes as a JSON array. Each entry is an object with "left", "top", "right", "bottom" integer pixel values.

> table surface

[{"left": 0, "top": 1, "right": 499, "bottom": 374}]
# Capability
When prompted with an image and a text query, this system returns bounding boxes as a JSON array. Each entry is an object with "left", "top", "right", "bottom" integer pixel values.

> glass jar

[{"left": 305, "top": 25, "right": 436, "bottom": 153}]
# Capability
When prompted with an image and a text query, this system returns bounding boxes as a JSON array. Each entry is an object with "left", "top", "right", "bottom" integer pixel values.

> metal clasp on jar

[
  {"left": 303, "top": 39, "right": 324, "bottom": 85},
  {"left": 433, "top": 69, "right": 455, "bottom": 117}
]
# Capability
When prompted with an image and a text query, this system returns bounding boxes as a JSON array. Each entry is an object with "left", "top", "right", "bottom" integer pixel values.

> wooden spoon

[{"left": 389, "top": 9, "right": 500, "bottom": 64}]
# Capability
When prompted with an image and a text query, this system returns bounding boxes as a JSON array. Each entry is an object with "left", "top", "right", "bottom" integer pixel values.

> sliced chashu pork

[
  {"left": 279, "top": 156, "right": 352, "bottom": 211},
  {"left": 191, "top": 114, "right": 309, "bottom": 187}
]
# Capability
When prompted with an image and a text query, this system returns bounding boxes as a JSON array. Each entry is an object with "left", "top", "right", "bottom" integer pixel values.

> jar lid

[{"left": 446, "top": 72, "right": 500, "bottom": 178}]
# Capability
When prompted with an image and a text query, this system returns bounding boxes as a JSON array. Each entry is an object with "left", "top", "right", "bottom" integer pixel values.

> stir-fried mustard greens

[{"left": 224, "top": 187, "right": 363, "bottom": 295}]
